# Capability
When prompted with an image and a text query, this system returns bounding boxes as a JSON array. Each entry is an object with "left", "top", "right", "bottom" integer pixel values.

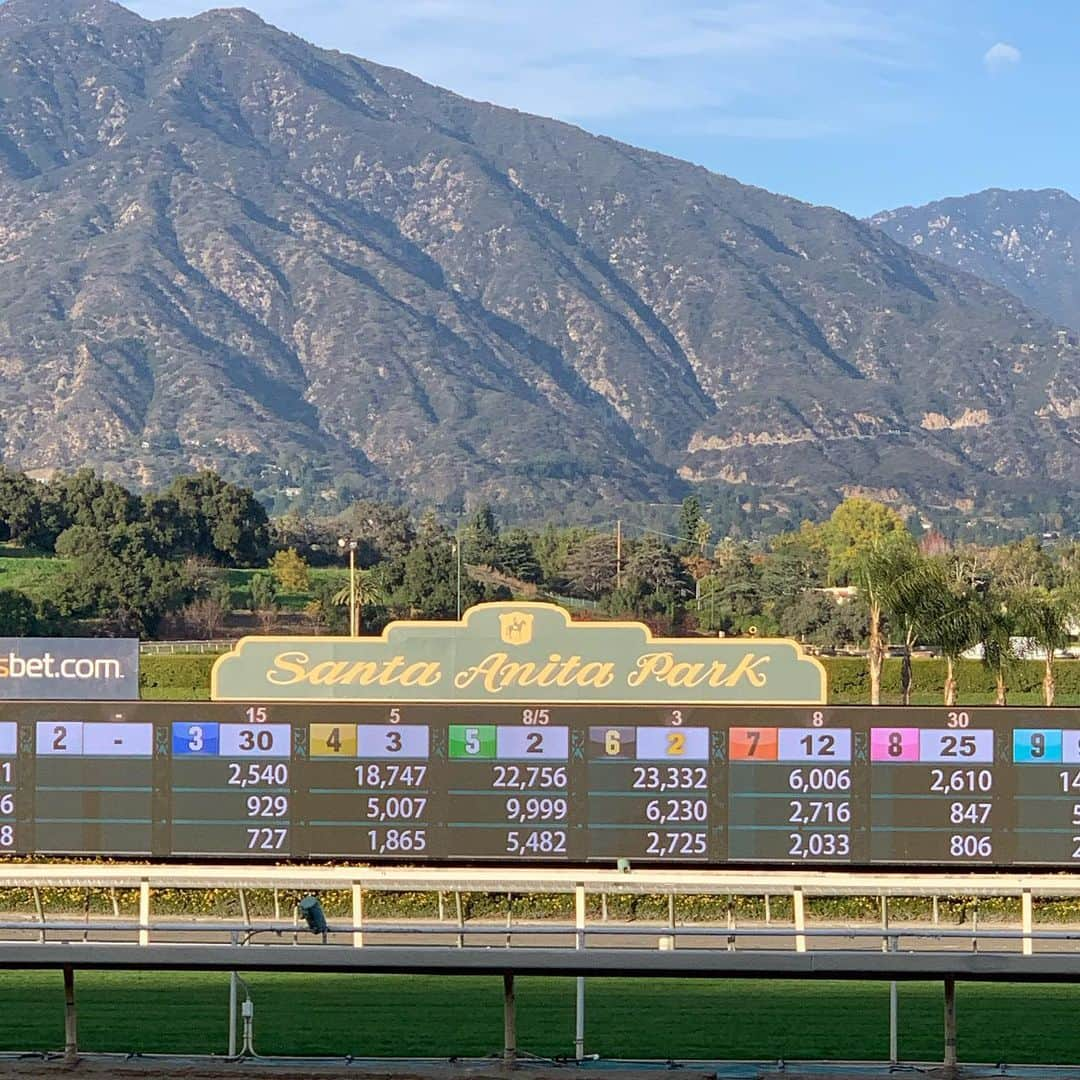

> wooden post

[
  {"left": 1022, "top": 889, "right": 1033, "bottom": 957},
  {"left": 455, "top": 890, "right": 464, "bottom": 948},
  {"left": 138, "top": 880, "right": 150, "bottom": 946},
  {"left": 503, "top": 973, "right": 516, "bottom": 1064},
  {"left": 32, "top": 886, "right": 45, "bottom": 944},
  {"left": 63, "top": 965, "right": 77, "bottom": 1064},
  {"left": 351, "top": 883, "right": 364, "bottom": 948},
  {"left": 943, "top": 978, "right": 957, "bottom": 1075},
  {"left": 575, "top": 884, "right": 586, "bottom": 1060},
  {"left": 793, "top": 888, "right": 806, "bottom": 953}
]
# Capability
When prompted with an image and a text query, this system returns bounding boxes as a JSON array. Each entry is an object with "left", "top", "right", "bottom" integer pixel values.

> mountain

[
  {"left": 0, "top": 0, "right": 1076, "bottom": 524},
  {"left": 869, "top": 188, "right": 1080, "bottom": 333}
]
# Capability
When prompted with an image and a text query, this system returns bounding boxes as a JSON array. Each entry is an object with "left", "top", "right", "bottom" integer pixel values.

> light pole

[{"left": 337, "top": 536, "right": 359, "bottom": 637}]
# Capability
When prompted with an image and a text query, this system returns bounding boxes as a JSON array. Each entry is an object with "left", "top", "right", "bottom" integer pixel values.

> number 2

[
  {"left": 52, "top": 726, "right": 67, "bottom": 752},
  {"left": 666, "top": 732, "right": 685, "bottom": 757}
]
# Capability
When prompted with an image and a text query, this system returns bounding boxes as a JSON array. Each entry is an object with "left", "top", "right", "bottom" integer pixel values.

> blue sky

[{"left": 125, "top": 0, "right": 1078, "bottom": 217}]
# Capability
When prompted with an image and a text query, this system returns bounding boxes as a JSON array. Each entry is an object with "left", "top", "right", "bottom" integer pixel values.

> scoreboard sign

[
  {"left": 209, "top": 602, "right": 827, "bottom": 705},
  {"left": 5, "top": 701, "right": 1080, "bottom": 866}
]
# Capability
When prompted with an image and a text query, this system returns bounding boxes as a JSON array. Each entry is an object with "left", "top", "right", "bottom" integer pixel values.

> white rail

[{"left": 2, "top": 863, "right": 1080, "bottom": 895}]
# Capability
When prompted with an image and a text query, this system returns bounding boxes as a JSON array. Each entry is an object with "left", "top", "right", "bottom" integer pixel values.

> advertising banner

[{"left": 0, "top": 638, "right": 139, "bottom": 700}]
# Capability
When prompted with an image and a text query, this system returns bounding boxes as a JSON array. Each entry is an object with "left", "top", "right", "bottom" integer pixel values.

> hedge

[
  {"left": 825, "top": 658, "right": 1080, "bottom": 704},
  {"left": 3, "top": 884, "right": 1079, "bottom": 924},
  {"left": 140, "top": 653, "right": 1080, "bottom": 704},
  {"left": 140, "top": 654, "right": 216, "bottom": 700}
]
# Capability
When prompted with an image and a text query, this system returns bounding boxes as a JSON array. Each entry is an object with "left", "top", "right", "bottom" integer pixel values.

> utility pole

[
  {"left": 453, "top": 538, "right": 462, "bottom": 620},
  {"left": 615, "top": 519, "right": 622, "bottom": 589}
]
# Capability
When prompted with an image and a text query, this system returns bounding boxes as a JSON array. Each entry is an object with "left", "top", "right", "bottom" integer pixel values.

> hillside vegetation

[{"left": 0, "top": 1, "right": 1076, "bottom": 527}]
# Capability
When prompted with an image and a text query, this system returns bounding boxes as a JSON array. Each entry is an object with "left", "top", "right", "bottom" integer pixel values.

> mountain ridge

[
  {"left": 869, "top": 187, "right": 1080, "bottom": 333},
  {"left": 0, "top": 0, "right": 1075, "bottom": 524}
]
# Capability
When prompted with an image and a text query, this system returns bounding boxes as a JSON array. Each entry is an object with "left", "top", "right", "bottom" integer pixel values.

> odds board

[{"left": 3, "top": 701, "right": 1080, "bottom": 866}]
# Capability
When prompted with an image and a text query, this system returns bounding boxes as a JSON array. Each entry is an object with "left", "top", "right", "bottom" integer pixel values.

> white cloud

[{"left": 983, "top": 41, "right": 1021, "bottom": 73}]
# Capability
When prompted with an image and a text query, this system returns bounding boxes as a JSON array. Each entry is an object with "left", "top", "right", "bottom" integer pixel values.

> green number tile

[{"left": 448, "top": 725, "right": 497, "bottom": 759}]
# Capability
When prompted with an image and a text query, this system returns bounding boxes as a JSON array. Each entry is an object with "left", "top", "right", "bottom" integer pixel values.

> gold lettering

[
  {"left": 454, "top": 653, "right": 506, "bottom": 692},
  {"left": 496, "top": 661, "right": 538, "bottom": 688},
  {"left": 266, "top": 651, "right": 309, "bottom": 686},
  {"left": 554, "top": 655, "right": 583, "bottom": 686},
  {"left": 719, "top": 654, "right": 770, "bottom": 689},
  {"left": 627, "top": 652, "right": 674, "bottom": 688},
  {"left": 534, "top": 654, "right": 564, "bottom": 687},
  {"left": 377, "top": 656, "right": 406, "bottom": 685},
  {"left": 337, "top": 661, "right": 378, "bottom": 686},
  {"left": 667, "top": 661, "right": 707, "bottom": 688},
  {"left": 308, "top": 660, "right": 352, "bottom": 686},
  {"left": 400, "top": 661, "right": 441, "bottom": 687},
  {"left": 576, "top": 661, "right": 615, "bottom": 687},
  {"left": 706, "top": 660, "right": 729, "bottom": 687}
]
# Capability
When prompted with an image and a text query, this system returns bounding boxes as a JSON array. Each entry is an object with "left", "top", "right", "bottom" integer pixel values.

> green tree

[
  {"left": 269, "top": 548, "right": 311, "bottom": 592},
  {"left": 393, "top": 532, "right": 482, "bottom": 619},
  {"left": 248, "top": 572, "right": 279, "bottom": 613},
  {"left": 821, "top": 498, "right": 910, "bottom": 584},
  {"left": 47, "top": 469, "right": 138, "bottom": 535},
  {"left": 334, "top": 500, "right": 417, "bottom": 565},
  {"left": 461, "top": 504, "right": 500, "bottom": 566},
  {"left": 331, "top": 569, "right": 387, "bottom": 634},
  {"left": 853, "top": 536, "right": 918, "bottom": 705},
  {"left": 0, "top": 589, "right": 36, "bottom": 635},
  {"left": 909, "top": 563, "right": 984, "bottom": 706},
  {"left": 776, "top": 591, "right": 867, "bottom": 650},
  {"left": 876, "top": 548, "right": 939, "bottom": 704},
  {"left": 51, "top": 524, "right": 191, "bottom": 637},
  {"left": 985, "top": 538, "right": 1055, "bottom": 591},
  {"left": 760, "top": 527, "right": 827, "bottom": 608},
  {"left": 1013, "top": 585, "right": 1078, "bottom": 706},
  {"left": 0, "top": 468, "right": 47, "bottom": 548},
  {"left": 564, "top": 534, "right": 618, "bottom": 599},
  {"left": 677, "top": 496, "right": 703, "bottom": 554},
  {"left": 975, "top": 593, "right": 1020, "bottom": 706},
  {"left": 167, "top": 472, "right": 270, "bottom": 565},
  {"left": 495, "top": 528, "right": 542, "bottom": 584}
]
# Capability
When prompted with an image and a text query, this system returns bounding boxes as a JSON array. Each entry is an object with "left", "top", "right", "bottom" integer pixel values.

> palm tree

[
  {"left": 332, "top": 569, "right": 386, "bottom": 635},
  {"left": 975, "top": 593, "right": 1019, "bottom": 706},
  {"left": 1013, "top": 582, "right": 1078, "bottom": 706},
  {"left": 911, "top": 561, "right": 983, "bottom": 707},
  {"left": 877, "top": 549, "right": 939, "bottom": 705},
  {"left": 855, "top": 541, "right": 917, "bottom": 705}
]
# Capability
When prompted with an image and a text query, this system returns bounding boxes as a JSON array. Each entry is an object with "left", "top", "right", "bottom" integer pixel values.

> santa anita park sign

[{"left": 211, "top": 603, "right": 826, "bottom": 705}]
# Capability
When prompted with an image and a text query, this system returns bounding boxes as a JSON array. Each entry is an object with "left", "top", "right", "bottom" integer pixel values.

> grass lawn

[
  {"left": 0, "top": 547, "right": 68, "bottom": 599},
  {"left": 0, "top": 973, "right": 1077, "bottom": 1063},
  {"left": 226, "top": 566, "right": 347, "bottom": 612}
]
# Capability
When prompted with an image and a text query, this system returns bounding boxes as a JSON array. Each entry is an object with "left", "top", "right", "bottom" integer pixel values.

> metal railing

[{"left": 7, "top": 864, "right": 1080, "bottom": 1069}]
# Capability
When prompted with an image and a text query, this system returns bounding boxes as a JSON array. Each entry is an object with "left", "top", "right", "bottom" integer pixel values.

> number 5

[{"left": 465, "top": 728, "right": 480, "bottom": 755}]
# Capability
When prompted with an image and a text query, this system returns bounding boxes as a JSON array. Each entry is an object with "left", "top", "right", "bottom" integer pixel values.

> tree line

[{"left": 0, "top": 469, "right": 1078, "bottom": 705}]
